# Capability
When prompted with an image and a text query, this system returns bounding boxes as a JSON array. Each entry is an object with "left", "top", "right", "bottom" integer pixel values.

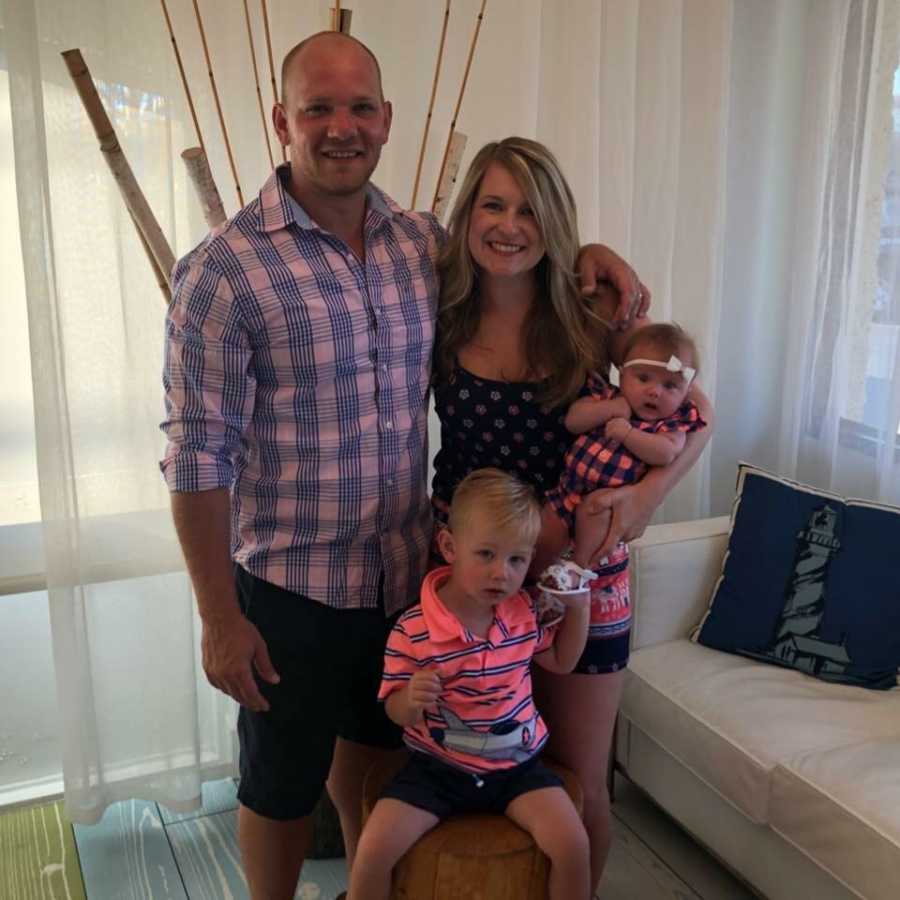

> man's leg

[
  {"left": 327, "top": 737, "right": 407, "bottom": 867},
  {"left": 238, "top": 804, "right": 312, "bottom": 900}
]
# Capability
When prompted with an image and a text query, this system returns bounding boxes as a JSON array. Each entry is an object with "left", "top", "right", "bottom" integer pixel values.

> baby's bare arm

[
  {"left": 610, "top": 422, "right": 686, "bottom": 466},
  {"left": 565, "top": 395, "right": 632, "bottom": 434}
]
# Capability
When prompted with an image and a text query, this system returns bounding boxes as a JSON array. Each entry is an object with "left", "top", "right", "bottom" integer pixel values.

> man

[{"left": 161, "top": 30, "right": 646, "bottom": 900}]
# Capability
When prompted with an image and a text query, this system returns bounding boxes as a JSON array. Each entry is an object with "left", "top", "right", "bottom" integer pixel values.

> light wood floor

[{"left": 1, "top": 774, "right": 757, "bottom": 899}]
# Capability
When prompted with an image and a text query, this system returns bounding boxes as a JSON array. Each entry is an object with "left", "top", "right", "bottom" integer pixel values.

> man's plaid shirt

[{"left": 161, "top": 166, "right": 444, "bottom": 615}]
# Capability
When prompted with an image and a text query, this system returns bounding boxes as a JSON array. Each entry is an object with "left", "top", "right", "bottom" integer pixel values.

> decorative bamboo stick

[
  {"left": 61, "top": 49, "right": 175, "bottom": 296},
  {"left": 191, "top": 0, "right": 244, "bottom": 207},
  {"left": 182, "top": 148, "right": 227, "bottom": 228},
  {"left": 431, "top": 0, "right": 488, "bottom": 213},
  {"left": 243, "top": 0, "right": 275, "bottom": 169},
  {"left": 159, "top": 0, "right": 206, "bottom": 156},
  {"left": 260, "top": 0, "right": 286, "bottom": 162},
  {"left": 130, "top": 211, "right": 172, "bottom": 304},
  {"left": 332, "top": 0, "right": 341, "bottom": 30},
  {"left": 432, "top": 130, "right": 467, "bottom": 222},
  {"left": 411, "top": 0, "right": 451, "bottom": 209}
]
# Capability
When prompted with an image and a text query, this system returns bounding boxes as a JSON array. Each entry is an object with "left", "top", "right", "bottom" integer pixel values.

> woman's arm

[{"left": 582, "top": 384, "right": 714, "bottom": 564}]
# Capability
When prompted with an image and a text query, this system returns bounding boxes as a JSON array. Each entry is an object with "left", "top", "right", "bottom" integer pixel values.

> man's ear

[
  {"left": 272, "top": 103, "right": 289, "bottom": 147},
  {"left": 436, "top": 527, "right": 456, "bottom": 564}
]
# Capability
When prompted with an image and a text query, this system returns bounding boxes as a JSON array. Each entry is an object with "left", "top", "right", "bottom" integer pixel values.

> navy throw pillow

[{"left": 694, "top": 464, "right": 900, "bottom": 690}]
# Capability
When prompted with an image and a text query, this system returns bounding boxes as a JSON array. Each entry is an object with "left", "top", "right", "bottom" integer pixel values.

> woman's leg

[
  {"left": 533, "top": 667, "right": 625, "bottom": 893},
  {"left": 506, "top": 787, "right": 591, "bottom": 900},
  {"left": 346, "top": 798, "right": 439, "bottom": 900}
]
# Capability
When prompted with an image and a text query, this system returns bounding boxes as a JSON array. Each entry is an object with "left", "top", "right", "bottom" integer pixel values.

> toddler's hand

[
  {"left": 407, "top": 668, "right": 442, "bottom": 720},
  {"left": 605, "top": 417, "right": 632, "bottom": 442}
]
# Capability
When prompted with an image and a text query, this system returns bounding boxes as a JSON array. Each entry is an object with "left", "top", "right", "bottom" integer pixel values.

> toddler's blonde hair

[{"left": 448, "top": 468, "right": 542, "bottom": 547}]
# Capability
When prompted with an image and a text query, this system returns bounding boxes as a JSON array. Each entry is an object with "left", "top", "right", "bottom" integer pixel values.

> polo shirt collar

[
  {"left": 257, "top": 163, "right": 400, "bottom": 234},
  {"left": 420, "top": 567, "right": 536, "bottom": 645}
]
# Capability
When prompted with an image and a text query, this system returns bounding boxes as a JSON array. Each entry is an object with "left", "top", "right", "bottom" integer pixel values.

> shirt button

[
  {"left": 381, "top": 364, "right": 388, "bottom": 372},
  {"left": 385, "top": 420, "right": 393, "bottom": 430}
]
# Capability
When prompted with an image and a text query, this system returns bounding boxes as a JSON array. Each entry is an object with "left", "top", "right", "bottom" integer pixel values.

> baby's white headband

[{"left": 622, "top": 354, "right": 696, "bottom": 384}]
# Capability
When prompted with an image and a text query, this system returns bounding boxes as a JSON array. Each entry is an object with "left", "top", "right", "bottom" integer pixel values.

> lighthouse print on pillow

[{"left": 694, "top": 464, "right": 900, "bottom": 690}]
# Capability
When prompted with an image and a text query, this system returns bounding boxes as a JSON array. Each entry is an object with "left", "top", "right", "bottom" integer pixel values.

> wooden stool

[{"left": 362, "top": 755, "right": 583, "bottom": 900}]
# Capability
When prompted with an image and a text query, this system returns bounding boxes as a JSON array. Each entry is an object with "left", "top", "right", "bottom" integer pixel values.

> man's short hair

[
  {"left": 448, "top": 468, "right": 542, "bottom": 546},
  {"left": 280, "top": 31, "right": 384, "bottom": 102}
]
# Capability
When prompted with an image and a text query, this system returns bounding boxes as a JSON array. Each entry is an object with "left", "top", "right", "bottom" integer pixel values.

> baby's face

[{"left": 620, "top": 344, "right": 693, "bottom": 421}]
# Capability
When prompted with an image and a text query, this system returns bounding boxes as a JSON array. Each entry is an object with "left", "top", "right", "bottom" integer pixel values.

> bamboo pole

[
  {"left": 191, "top": 0, "right": 244, "bottom": 207},
  {"left": 432, "top": 130, "right": 467, "bottom": 222},
  {"left": 159, "top": 0, "right": 206, "bottom": 156},
  {"left": 130, "top": 211, "right": 172, "bottom": 304},
  {"left": 260, "top": 0, "right": 286, "bottom": 162},
  {"left": 431, "top": 0, "right": 488, "bottom": 213},
  {"left": 332, "top": 0, "right": 341, "bottom": 30},
  {"left": 243, "top": 0, "right": 275, "bottom": 169},
  {"left": 182, "top": 148, "right": 227, "bottom": 228},
  {"left": 411, "top": 0, "right": 451, "bottom": 209},
  {"left": 61, "top": 49, "right": 175, "bottom": 294}
]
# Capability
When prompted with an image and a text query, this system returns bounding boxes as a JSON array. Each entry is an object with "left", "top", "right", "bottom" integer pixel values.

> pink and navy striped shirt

[
  {"left": 160, "top": 165, "right": 444, "bottom": 614},
  {"left": 379, "top": 567, "right": 556, "bottom": 773}
]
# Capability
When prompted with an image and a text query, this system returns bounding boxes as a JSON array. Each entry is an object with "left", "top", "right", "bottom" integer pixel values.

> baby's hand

[
  {"left": 605, "top": 417, "right": 633, "bottom": 442},
  {"left": 407, "top": 668, "right": 442, "bottom": 720}
]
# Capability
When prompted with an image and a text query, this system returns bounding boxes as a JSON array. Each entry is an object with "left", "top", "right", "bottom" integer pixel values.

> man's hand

[
  {"left": 576, "top": 243, "right": 651, "bottom": 330},
  {"left": 407, "top": 668, "right": 442, "bottom": 721},
  {"left": 605, "top": 417, "right": 633, "bottom": 443},
  {"left": 201, "top": 612, "right": 280, "bottom": 713}
]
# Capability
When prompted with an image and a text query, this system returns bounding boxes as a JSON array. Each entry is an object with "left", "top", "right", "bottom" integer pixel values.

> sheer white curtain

[
  {"left": 536, "top": 0, "right": 733, "bottom": 523},
  {"left": 0, "top": 0, "right": 548, "bottom": 823},
  {"left": 536, "top": 0, "right": 900, "bottom": 518},
  {"left": 776, "top": 0, "right": 900, "bottom": 506},
  {"left": 6, "top": 0, "right": 899, "bottom": 825}
]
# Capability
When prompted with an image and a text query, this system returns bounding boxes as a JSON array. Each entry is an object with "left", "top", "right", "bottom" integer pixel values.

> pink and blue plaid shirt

[{"left": 161, "top": 165, "right": 444, "bottom": 614}]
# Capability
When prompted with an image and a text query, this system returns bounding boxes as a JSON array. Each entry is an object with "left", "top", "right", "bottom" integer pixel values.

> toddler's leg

[
  {"left": 346, "top": 798, "right": 439, "bottom": 900},
  {"left": 573, "top": 499, "right": 612, "bottom": 568},
  {"left": 506, "top": 787, "right": 591, "bottom": 900}
]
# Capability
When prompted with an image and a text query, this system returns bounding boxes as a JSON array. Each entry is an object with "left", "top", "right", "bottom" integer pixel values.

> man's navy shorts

[{"left": 234, "top": 566, "right": 404, "bottom": 821}]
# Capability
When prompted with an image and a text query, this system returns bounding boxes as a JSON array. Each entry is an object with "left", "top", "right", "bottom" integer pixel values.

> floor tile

[
  {"left": 1, "top": 800, "right": 86, "bottom": 900},
  {"left": 166, "top": 808, "right": 348, "bottom": 900},
  {"left": 73, "top": 798, "right": 186, "bottom": 900},
  {"left": 611, "top": 775, "right": 756, "bottom": 900},
  {"left": 158, "top": 779, "right": 239, "bottom": 826}
]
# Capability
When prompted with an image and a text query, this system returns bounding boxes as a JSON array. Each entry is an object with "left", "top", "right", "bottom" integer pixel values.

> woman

[{"left": 431, "top": 136, "right": 713, "bottom": 890}]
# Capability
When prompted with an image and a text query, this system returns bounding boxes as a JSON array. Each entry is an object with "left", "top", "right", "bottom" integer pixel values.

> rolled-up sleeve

[{"left": 160, "top": 250, "right": 254, "bottom": 493}]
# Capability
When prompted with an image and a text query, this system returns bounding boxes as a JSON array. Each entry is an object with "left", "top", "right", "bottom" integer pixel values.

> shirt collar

[
  {"left": 257, "top": 163, "right": 400, "bottom": 234},
  {"left": 420, "top": 567, "right": 536, "bottom": 645}
]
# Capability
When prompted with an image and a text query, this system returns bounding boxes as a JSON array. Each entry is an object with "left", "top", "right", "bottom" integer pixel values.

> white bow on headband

[{"left": 622, "top": 354, "right": 696, "bottom": 384}]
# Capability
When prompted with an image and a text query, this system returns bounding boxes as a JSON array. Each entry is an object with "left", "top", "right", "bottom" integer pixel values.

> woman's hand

[
  {"left": 581, "top": 480, "right": 664, "bottom": 565},
  {"left": 575, "top": 243, "right": 651, "bottom": 329}
]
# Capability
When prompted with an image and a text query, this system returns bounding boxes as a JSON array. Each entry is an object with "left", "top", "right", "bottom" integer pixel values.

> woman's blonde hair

[
  {"left": 448, "top": 468, "right": 542, "bottom": 546},
  {"left": 435, "top": 137, "right": 610, "bottom": 408}
]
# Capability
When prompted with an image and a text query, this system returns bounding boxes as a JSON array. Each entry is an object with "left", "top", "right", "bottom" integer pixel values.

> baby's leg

[
  {"left": 506, "top": 786, "right": 591, "bottom": 900},
  {"left": 346, "top": 798, "right": 439, "bottom": 900},
  {"left": 573, "top": 498, "right": 612, "bottom": 568}
]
